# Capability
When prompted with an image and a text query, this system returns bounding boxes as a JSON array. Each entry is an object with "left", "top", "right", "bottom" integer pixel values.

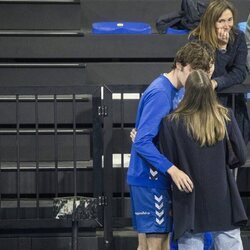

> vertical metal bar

[
  {"left": 103, "top": 86, "right": 114, "bottom": 250},
  {"left": 0, "top": 129, "right": 2, "bottom": 211},
  {"left": 232, "top": 93, "right": 236, "bottom": 113},
  {"left": 72, "top": 220, "right": 78, "bottom": 250},
  {"left": 79, "top": 0, "right": 84, "bottom": 35},
  {"left": 54, "top": 94, "right": 58, "bottom": 197},
  {"left": 35, "top": 94, "right": 40, "bottom": 218},
  {"left": 72, "top": 94, "right": 77, "bottom": 197},
  {"left": 120, "top": 92, "right": 125, "bottom": 217},
  {"left": 92, "top": 88, "right": 103, "bottom": 223},
  {"left": 231, "top": 94, "right": 238, "bottom": 180},
  {"left": 16, "top": 95, "right": 20, "bottom": 219},
  {"left": 72, "top": 94, "right": 78, "bottom": 250}
]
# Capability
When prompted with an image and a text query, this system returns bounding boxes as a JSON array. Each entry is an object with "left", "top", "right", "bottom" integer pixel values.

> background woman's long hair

[
  {"left": 189, "top": 0, "right": 236, "bottom": 49},
  {"left": 169, "top": 70, "right": 230, "bottom": 146}
]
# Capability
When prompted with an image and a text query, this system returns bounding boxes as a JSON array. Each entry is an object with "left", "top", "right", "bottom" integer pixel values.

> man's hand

[
  {"left": 130, "top": 128, "right": 137, "bottom": 142},
  {"left": 167, "top": 165, "right": 193, "bottom": 193}
]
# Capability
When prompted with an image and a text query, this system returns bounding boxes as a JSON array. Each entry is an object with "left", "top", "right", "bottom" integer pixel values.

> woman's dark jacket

[{"left": 159, "top": 110, "right": 248, "bottom": 240}]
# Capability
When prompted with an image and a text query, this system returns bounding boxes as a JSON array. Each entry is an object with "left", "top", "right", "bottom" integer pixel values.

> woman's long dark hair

[{"left": 169, "top": 70, "right": 230, "bottom": 146}]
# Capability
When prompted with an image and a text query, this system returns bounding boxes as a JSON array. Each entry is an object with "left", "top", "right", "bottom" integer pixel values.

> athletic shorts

[{"left": 130, "top": 185, "right": 172, "bottom": 233}]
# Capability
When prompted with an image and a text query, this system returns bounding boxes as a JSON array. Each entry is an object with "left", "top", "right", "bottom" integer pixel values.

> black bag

[{"left": 156, "top": 0, "right": 209, "bottom": 34}]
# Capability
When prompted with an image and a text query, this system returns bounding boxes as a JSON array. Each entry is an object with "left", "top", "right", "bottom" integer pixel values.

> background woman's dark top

[
  {"left": 159, "top": 110, "right": 248, "bottom": 240},
  {"left": 213, "top": 30, "right": 247, "bottom": 90}
]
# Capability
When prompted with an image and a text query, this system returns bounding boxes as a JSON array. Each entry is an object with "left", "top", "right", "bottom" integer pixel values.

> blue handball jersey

[{"left": 127, "top": 74, "right": 182, "bottom": 189}]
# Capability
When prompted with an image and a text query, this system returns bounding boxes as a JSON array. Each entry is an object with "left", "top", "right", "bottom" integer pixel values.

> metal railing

[
  {"left": 0, "top": 83, "right": 249, "bottom": 250},
  {"left": 0, "top": 85, "right": 104, "bottom": 250}
]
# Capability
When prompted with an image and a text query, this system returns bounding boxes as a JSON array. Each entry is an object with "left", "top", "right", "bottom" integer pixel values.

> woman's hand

[
  {"left": 217, "top": 28, "right": 229, "bottom": 48},
  {"left": 211, "top": 79, "right": 218, "bottom": 89},
  {"left": 130, "top": 128, "right": 137, "bottom": 142},
  {"left": 167, "top": 165, "right": 194, "bottom": 193}
]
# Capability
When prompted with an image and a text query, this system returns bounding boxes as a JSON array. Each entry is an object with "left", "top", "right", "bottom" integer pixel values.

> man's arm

[
  {"left": 131, "top": 126, "right": 193, "bottom": 192},
  {"left": 132, "top": 90, "right": 173, "bottom": 174},
  {"left": 132, "top": 89, "right": 193, "bottom": 192}
]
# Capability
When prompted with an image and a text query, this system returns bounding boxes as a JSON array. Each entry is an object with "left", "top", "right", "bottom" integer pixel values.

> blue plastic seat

[
  {"left": 92, "top": 22, "right": 152, "bottom": 34},
  {"left": 237, "top": 22, "right": 247, "bottom": 33}
]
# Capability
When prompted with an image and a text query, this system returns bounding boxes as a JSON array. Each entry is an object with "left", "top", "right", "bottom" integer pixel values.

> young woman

[
  {"left": 189, "top": 0, "right": 249, "bottom": 144},
  {"left": 159, "top": 70, "right": 248, "bottom": 250}
]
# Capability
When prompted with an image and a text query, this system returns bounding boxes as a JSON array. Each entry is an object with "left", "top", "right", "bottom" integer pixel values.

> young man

[{"left": 127, "top": 41, "right": 215, "bottom": 250}]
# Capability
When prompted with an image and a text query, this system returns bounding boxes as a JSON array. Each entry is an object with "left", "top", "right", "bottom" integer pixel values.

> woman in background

[
  {"left": 159, "top": 70, "right": 247, "bottom": 250},
  {"left": 189, "top": 0, "right": 249, "bottom": 144}
]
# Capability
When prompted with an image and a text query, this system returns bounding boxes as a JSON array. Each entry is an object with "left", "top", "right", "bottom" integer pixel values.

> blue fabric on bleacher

[
  {"left": 92, "top": 22, "right": 152, "bottom": 34},
  {"left": 237, "top": 22, "right": 247, "bottom": 33}
]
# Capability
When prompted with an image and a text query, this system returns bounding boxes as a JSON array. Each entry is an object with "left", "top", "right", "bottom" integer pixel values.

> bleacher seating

[{"left": 0, "top": 1, "right": 249, "bottom": 250}]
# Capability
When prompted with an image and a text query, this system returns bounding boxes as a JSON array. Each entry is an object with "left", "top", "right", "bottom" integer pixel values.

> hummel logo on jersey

[
  {"left": 155, "top": 202, "right": 164, "bottom": 210},
  {"left": 154, "top": 194, "right": 164, "bottom": 225},
  {"left": 149, "top": 168, "right": 158, "bottom": 180},
  {"left": 156, "top": 210, "right": 164, "bottom": 217},
  {"left": 154, "top": 195, "right": 163, "bottom": 203},
  {"left": 156, "top": 218, "right": 164, "bottom": 225}
]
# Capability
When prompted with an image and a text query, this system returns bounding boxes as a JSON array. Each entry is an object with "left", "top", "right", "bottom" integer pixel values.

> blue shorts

[{"left": 130, "top": 185, "right": 172, "bottom": 233}]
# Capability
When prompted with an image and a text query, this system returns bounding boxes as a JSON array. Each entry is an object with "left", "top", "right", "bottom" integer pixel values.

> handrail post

[{"left": 103, "top": 86, "right": 114, "bottom": 250}]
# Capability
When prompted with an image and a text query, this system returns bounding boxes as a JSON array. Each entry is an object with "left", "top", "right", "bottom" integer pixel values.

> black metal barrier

[{"left": 0, "top": 85, "right": 105, "bottom": 250}]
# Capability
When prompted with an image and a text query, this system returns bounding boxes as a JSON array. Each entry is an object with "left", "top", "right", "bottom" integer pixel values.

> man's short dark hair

[{"left": 173, "top": 41, "right": 215, "bottom": 73}]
